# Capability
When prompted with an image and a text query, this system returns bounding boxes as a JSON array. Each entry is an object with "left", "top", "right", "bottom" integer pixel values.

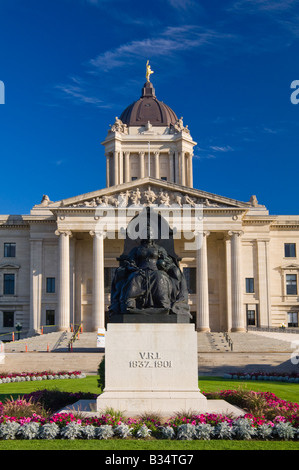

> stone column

[
  {"left": 106, "top": 154, "right": 110, "bottom": 187},
  {"left": 174, "top": 150, "right": 179, "bottom": 184},
  {"left": 29, "top": 239, "right": 43, "bottom": 334},
  {"left": 181, "top": 152, "right": 186, "bottom": 186},
  {"left": 119, "top": 151, "right": 123, "bottom": 184},
  {"left": 55, "top": 230, "right": 72, "bottom": 331},
  {"left": 188, "top": 153, "right": 193, "bottom": 188},
  {"left": 124, "top": 152, "right": 130, "bottom": 183},
  {"left": 90, "top": 230, "right": 105, "bottom": 330},
  {"left": 169, "top": 151, "right": 174, "bottom": 183},
  {"left": 196, "top": 231, "right": 210, "bottom": 331},
  {"left": 257, "top": 239, "right": 271, "bottom": 328},
  {"left": 154, "top": 151, "right": 160, "bottom": 179},
  {"left": 114, "top": 151, "right": 119, "bottom": 186},
  {"left": 229, "top": 230, "right": 245, "bottom": 332},
  {"left": 225, "top": 235, "right": 232, "bottom": 332},
  {"left": 139, "top": 151, "right": 145, "bottom": 179}
]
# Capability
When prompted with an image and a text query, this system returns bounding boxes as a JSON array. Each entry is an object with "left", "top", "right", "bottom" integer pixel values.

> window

[
  {"left": 131, "top": 176, "right": 137, "bottom": 181},
  {"left": 104, "top": 267, "right": 117, "bottom": 293},
  {"left": 4, "top": 243, "right": 16, "bottom": 257},
  {"left": 285, "top": 243, "right": 296, "bottom": 258},
  {"left": 247, "top": 310, "right": 256, "bottom": 326},
  {"left": 245, "top": 278, "right": 255, "bottom": 293},
  {"left": 286, "top": 274, "right": 297, "bottom": 295},
  {"left": 288, "top": 312, "right": 298, "bottom": 327},
  {"left": 46, "top": 310, "right": 55, "bottom": 326},
  {"left": 183, "top": 267, "right": 196, "bottom": 294},
  {"left": 3, "top": 311, "right": 14, "bottom": 328},
  {"left": 3, "top": 274, "right": 15, "bottom": 295},
  {"left": 46, "top": 277, "right": 55, "bottom": 293},
  {"left": 161, "top": 176, "right": 167, "bottom": 181}
]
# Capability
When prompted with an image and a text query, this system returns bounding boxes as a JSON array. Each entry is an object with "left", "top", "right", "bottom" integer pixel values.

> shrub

[
  {"left": 81, "top": 425, "right": 97, "bottom": 440},
  {"left": 60, "top": 422, "right": 82, "bottom": 440},
  {"left": 232, "top": 418, "right": 256, "bottom": 440},
  {"left": 135, "top": 424, "right": 152, "bottom": 439},
  {"left": 274, "top": 422, "right": 296, "bottom": 440},
  {"left": 38, "top": 423, "right": 60, "bottom": 440},
  {"left": 212, "top": 421, "right": 234, "bottom": 440},
  {"left": 95, "top": 424, "right": 114, "bottom": 440},
  {"left": 17, "top": 422, "right": 40, "bottom": 440},
  {"left": 0, "top": 422, "right": 20, "bottom": 440},
  {"left": 176, "top": 423, "right": 196, "bottom": 440},
  {"left": 193, "top": 423, "right": 213, "bottom": 440},
  {"left": 1, "top": 396, "right": 49, "bottom": 420},
  {"left": 160, "top": 426, "right": 176, "bottom": 440},
  {"left": 97, "top": 356, "right": 105, "bottom": 391},
  {"left": 24, "top": 389, "right": 97, "bottom": 414},
  {"left": 113, "top": 423, "right": 133, "bottom": 439}
]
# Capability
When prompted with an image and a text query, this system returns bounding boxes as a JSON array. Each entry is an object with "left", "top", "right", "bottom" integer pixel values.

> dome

[{"left": 119, "top": 81, "right": 178, "bottom": 127}]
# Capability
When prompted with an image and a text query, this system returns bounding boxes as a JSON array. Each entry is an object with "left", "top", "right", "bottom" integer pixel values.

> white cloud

[
  {"left": 89, "top": 25, "right": 236, "bottom": 72},
  {"left": 54, "top": 76, "right": 110, "bottom": 107},
  {"left": 228, "top": 0, "right": 299, "bottom": 12},
  {"left": 210, "top": 145, "right": 234, "bottom": 152}
]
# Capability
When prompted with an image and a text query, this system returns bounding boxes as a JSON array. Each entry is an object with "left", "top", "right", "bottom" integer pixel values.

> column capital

[
  {"left": 195, "top": 230, "right": 210, "bottom": 238},
  {"left": 55, "top": 230, "right": 72, "bottom": 237},
  {"left": 89, "top": 230, "right": 105, "bottom": 238},
  {"left": 138, "top": 151, "right": 145, "bottom": 156},
  {"left": 228, "top": 230, "right": 244, "bottom": 237}
]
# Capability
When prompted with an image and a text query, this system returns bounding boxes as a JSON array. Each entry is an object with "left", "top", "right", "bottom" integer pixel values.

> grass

[
  {"left": 0, "top": 440, "right": 299, "bottom": 450},
  {"left": 198, "top": 376, "right": 299, "bottom": 403},
  {"left": 1, "top": 375, "right": 298, "bottom": 404},
  {"left": 0, "top": 375, "right": 298, "bottom": 450}
]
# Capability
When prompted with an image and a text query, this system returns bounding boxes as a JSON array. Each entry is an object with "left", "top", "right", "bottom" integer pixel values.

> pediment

[
  {"left": 280, "top": 263, "right": 299, "bottom": 271},
  {"left": 0, "top": 262, "right": 20, "bottom": 270},
  {"left": 34, "top": 177, "right": 256, "bottom": 212}
]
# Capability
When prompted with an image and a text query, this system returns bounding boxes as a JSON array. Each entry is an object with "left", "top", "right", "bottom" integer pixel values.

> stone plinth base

[{"left": 96, "top": 323, "right": 208, "bottom": 416}]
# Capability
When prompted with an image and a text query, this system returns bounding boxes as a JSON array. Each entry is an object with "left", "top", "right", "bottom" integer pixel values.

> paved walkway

[{"left": 1, "top": 330, "right": 298, "bottom": 376}]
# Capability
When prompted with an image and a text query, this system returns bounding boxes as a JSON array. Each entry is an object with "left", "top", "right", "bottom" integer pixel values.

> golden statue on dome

[{"left": 146, "top": 60, "right": 154, "bottom": 82}]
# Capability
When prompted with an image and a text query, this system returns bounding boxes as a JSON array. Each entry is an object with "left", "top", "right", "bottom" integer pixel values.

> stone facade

[{"left": 0, "top": 80, "right": 299, "bottom": 336}]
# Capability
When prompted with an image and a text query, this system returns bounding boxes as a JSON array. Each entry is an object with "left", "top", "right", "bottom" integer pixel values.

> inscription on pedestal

[{"left": 129, "top": 351, "right": 173, "bottom": 368}]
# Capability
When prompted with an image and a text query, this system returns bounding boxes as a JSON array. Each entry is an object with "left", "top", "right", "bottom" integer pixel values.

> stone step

[
  {"left": 3, "top": 332, "right": 68, "bottom": 353},
  {"left": 2, "top": 330, "right": 296, "bottom": 354}
]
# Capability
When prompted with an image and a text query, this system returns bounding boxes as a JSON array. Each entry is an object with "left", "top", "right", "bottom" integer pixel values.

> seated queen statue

[{"left": 109, "top": 208, "right": 191, "bottom": 323}]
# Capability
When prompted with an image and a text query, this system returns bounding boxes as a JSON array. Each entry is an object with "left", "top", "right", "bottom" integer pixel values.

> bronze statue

[{"left": 109, "top": 208, "right": 191, "bottom": 323}]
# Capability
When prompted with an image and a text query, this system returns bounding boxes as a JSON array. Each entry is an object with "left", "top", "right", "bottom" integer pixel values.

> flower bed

[
  {"left": 0, "top": 371, "right": 86, "bottom": 384},
  {"left": 0, "top": 389, "right": 298, "bottom": 440},
  {"left": 223, "top": 372, "right": 299, "bottom": 382}
]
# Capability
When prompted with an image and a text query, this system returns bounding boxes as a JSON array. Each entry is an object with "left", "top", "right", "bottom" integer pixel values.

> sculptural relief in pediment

[{"left": 65, "top": 186, "right": 232, "bottom": 209}]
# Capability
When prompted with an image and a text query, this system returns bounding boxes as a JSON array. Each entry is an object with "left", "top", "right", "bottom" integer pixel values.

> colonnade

[
  {"left": 106, "top": 150, "right": 193, "bottom": 187},
  {"left": 29, "top": 228, "right": 268, "bottom": 333}
]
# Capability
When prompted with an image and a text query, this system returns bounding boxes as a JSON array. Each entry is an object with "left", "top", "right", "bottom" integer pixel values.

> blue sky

[{"left": 0, "top": 0, "right": 299, "bottom": 215}]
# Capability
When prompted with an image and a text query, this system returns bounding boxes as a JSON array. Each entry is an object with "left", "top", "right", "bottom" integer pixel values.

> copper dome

[{"left": 120, "top": 81, "right": 178, "bottom": 127}]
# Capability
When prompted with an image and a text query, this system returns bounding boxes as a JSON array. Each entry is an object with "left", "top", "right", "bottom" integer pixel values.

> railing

[
  {"left": 0, "top": 324, "right": 58, "bottom": 342},
  {"left": 68, "top": 324, "right": 83, "bottom": 351},
  {"left": 223, "top": 332, "right": 234, "bottom": 351}
]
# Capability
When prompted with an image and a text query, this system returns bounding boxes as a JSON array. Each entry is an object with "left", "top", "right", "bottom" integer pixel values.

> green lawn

[
  {"left": 0, "top": 375, "right": 298, "bottom": 403},
  {"left": 0, "top": 375, "right": 298, "bottom": 451},
  {"left": 0, "top": 440, "right": 298, "bottom": 450}
]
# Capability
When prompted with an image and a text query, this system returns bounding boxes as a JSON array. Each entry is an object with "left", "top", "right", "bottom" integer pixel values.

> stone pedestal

[{"left": 96, "top": 323, "right": 208, "bottom": 416}]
